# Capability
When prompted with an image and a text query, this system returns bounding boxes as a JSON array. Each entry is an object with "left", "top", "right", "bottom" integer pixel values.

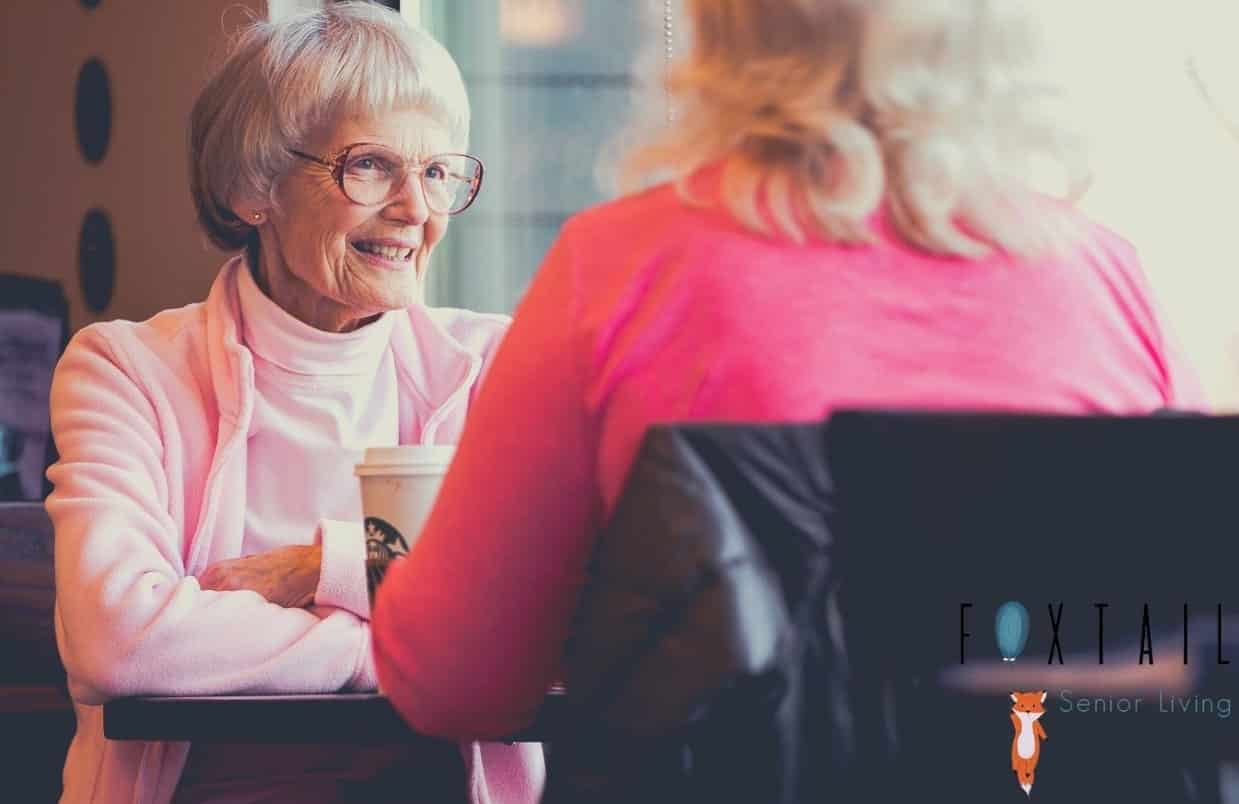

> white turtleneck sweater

[
  {"left": 237, "top": 264, "right": 399, "bottom": 557},
  {"left": 173, "top": 267, "right": 408, "bottom": 803}
]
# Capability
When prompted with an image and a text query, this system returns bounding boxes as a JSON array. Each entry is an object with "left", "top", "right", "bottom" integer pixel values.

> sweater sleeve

[
  {"left": 373, "top": 218, "right": 600, "bottom": 739},
  {"left": 47, "top": 327, "right": 375, "bottom": 706},
  {"left": 315, "top": 518, "right": 372, "bottom": 619}
]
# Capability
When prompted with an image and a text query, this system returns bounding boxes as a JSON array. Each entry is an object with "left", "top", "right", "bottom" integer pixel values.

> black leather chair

[{"left": 550, "top": 413, "right": 1239, "bottom": 803}]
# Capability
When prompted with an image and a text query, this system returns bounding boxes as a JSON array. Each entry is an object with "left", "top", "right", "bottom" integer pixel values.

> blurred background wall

[{"left": 0, "top": 0, "right": 269, "bottom": 332}]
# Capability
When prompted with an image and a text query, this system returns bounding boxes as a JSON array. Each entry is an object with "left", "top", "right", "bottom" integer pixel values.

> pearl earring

[{"left": 251, "top": 212, "right": 264, "bottom": 223}]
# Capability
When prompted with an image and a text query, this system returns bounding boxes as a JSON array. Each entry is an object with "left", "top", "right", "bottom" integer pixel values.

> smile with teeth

[{"left": 353, "top": 241, "right": 416, "bottom": 261}]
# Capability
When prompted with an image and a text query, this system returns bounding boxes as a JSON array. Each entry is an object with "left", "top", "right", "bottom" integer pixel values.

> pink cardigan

[
  {"left": 373, "top": 178, "right": 1207, "bottom": 740},
  {"left": 46, "top": 258, "right": 543, "bottom": 803}
]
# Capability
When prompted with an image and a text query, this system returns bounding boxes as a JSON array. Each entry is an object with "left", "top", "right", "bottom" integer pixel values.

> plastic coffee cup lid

[{"left": 355, "top": 445, "right": 455, "bottom": 476}]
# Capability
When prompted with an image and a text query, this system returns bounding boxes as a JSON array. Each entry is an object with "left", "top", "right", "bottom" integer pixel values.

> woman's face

[{"left": 251, "top": 107, "right": 455, "bottom": 332}]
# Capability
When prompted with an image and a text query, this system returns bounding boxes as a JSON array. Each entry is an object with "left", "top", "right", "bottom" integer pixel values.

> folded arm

[{"left": 48, "top": 328, "right": 375, "bottom": 705}]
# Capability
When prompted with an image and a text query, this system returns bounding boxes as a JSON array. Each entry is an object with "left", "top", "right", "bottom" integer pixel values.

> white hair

[
  {"left": 620, "top": 0, "right": 1090, "bottom": 259},
  {"left": 190, "top": 1, "right": 470, "bottom": 252}
]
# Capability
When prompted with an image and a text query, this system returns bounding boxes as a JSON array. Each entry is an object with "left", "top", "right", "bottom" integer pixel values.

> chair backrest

[
  {"left": 552, "top": 413, "right": 1234, "bottom": 803},
  {"left": 553, "top": 422, "right": 834, "bottom": 804},
  {"left": 0, "top": 502, "right": 61, "bottom": 684},
  {"left": 824, "top": 410, "right": 1239, "bottom": 801}
]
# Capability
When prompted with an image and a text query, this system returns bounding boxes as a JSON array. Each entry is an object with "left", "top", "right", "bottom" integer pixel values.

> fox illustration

[{"left": 1010, "top": 690, "right": 1048, "bottom": 796}]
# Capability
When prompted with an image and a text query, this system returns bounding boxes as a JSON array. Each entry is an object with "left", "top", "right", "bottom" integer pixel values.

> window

[
  {"left": 419, "top": 1, "right": 663, "bottom": 313},
  {"left": 1046, "top": 0, "right": 1239, "bottom": 407}
]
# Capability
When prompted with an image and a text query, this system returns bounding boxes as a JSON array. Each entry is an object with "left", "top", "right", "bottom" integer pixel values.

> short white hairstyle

[
  {"left": 621, "top": 0, "right": 1090, "bottom": 259},
  {"left": 190, "top": 1, "right": 470, "bottom": 252}
]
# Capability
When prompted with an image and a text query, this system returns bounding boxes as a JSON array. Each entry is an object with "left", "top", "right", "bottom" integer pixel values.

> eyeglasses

[{"left": 288, "top": 143, "right": 484, "bottom": 215}]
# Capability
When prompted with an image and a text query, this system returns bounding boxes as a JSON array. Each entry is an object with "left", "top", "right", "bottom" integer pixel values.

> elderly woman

[
  {"left": 46, "top": 4, "right": 541, "bottom": 803},
  {"left": 372, "top": 0, "right": 1206, "bottom": 742}
]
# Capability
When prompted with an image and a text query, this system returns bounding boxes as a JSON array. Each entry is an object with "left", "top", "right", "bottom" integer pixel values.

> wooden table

[{"left": 103, "top": 691, "right": 568, "bottom": 744}]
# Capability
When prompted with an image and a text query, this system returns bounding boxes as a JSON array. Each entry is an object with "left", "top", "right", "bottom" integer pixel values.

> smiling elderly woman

[{"left": 45, "top": 4, "right": 541, "bottom": 804}]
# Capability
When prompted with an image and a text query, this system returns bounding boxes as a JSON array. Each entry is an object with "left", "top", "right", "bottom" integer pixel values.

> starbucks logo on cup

[{"left": 365, "top": 516, "right": 410, "bottom": 561}]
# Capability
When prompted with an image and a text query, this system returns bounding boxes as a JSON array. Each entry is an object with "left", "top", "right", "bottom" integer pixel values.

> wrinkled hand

[{"left": 199, "top": 545, "right": 322, "bottom": 608}]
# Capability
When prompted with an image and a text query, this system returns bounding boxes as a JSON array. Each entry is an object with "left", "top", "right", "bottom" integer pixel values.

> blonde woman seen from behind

[{"left": 374, "top": 0, "right": 1204, "bottom": 786}]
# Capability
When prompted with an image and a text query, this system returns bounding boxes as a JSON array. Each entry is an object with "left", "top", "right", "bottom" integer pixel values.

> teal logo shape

[{"left": 996, "top": 601, "right": 1030, "bottom": 662}]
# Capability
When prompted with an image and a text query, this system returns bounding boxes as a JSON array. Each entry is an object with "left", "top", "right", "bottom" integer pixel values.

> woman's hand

[{"left": 199, "top": 545, "right": 322, "bottom": 608}]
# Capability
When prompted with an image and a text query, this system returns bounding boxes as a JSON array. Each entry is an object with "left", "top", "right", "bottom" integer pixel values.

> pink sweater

[
  {"left": 46, "top": 259, "right": 543, "bottom": 803},
  {"left": 372, "top": 176, "right": 1206, "bottom": 739}
]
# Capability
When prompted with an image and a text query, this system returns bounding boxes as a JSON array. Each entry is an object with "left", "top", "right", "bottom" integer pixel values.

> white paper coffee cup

[{"left": 355, "top": 445, "right": 455, "bottom": 560}]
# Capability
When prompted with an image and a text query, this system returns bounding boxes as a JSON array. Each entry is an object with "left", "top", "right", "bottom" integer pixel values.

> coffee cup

[{"left": 355, "top": 445, "right": 455, "bottom": 562}]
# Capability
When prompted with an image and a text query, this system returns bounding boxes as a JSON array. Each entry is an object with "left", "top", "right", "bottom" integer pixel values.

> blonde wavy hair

[{"left": 621, "top": 0, "right": 1090, "bottom": 258}]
